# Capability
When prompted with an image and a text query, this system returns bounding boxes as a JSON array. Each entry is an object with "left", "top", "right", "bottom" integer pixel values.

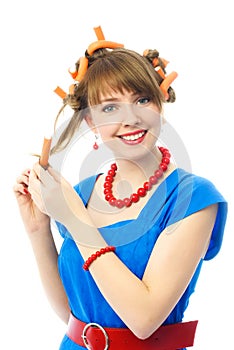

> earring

[{"left": 93, "top": 134, "right": 99, "bottom": 150}]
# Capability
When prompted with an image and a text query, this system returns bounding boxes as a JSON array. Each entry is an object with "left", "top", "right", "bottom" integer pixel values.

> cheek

[
  {"left": 97, "top": 124, "right": 119, "bottom": 141},
  {"left": 145, "top": 111, "right": 162, "bottom": 137},
  {"left": 153, "top": 116, "right": 162, "bottom": 136}
]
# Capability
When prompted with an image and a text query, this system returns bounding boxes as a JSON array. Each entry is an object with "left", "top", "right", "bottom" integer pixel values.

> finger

[
  {"left": 13, "top": 183, "right": 30, "bottom": 196},
  {"left": 31, "top": 164, "right": 51, "bottom": 185},
  {"left": 32, "top": 162, "right": 44, "bottom": 179},
  {"left": 16, "top": 168, "right": 31, "bottom": 185},
  {"left": 30, "top": 166, "right": 58, "bottom": 208},
  {"left": 22, "top": 168, "right": 31, "bottom": 177},
  {"left": 29, "top": 167, "right": 39, "bottom": 181},
  {"left": 35, "top": 162, "right": 63, "bottom": 185},
  {"left": 30, "top": 190, "right": 46, "bottom": 213},
  {"left": 32, "top": 162, "right": 56, "bottom": 185},
  {"left": 28, "top": 169, "right": 44, "bottom": 194},
  {"left": 16, "top": 174, "right": 29, "bottom": 186},
  {"left": 46, "top": 165, "right": 62, "bottom": 183}
]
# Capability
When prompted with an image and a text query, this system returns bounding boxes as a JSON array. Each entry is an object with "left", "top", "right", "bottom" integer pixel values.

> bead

[
  {"left": 116, "top": 199, "right": 125, "bottom": 208},
  {"left": 164, "top": 152, "right": 171, "bottom": 158},
  {"left": 108, "top": 169, "right": 116, "bottom": 176},
  {"left": 83, "top": 263, "right": 88, "bottom": 271},
  {"left": 105, "top": 175, "right": 114, "bottom": 182},
  {"left": 160, "top": 163, "right": 168, "bottom": 171},
  {"left": 104, "top": 182, "right": 112, "bottom": 189},
  {"left": 104, "top": 188, "right": 112, "bottom": 195},
  {"left": 155, "top": 169, "right": 163, "bottom": 178},
  {"left": 137, "top": 187, "right": 146, "bottom": 197},
  {"left": 123, "top": 198, "right": 132, "bottom": 207},
  {"left": 130, "top": 193, "right": 139, "bottom": 203},
  {"left": 143, "top": 181, "right": 152, "bottom": 191},
  {"left": 93, "top": 142, "right": 98, "bottom": 150},
  {"left": 162, "top": 157, "right": 170, "bottom": 164},
  {"left": 111, "top": 163, "right": 117, "bottom": 171},
  {"left": 105, "top": 193, "right": 113, "bottom": 201},
  {"left": 109, "top": 197, "right": 117, "bottom": 206},
  {"left": 149, "top": 175, "right": 158, "bottom": 185}
]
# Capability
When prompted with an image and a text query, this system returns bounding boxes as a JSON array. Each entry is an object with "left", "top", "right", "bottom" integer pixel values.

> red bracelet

[{"left": 83, "top": 246, "right": 116, "bottom": 271}]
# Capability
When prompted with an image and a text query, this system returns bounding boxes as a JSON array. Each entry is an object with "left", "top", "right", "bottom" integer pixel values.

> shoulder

[
  {"left": 165, "top": 168, "right": 228, "bottom": 260},
  {"left": 158, "top": 168, "right": 227, "bottom": 228},
  {"left": 170, "top": 168, "right": 226, "bottom": 206}
]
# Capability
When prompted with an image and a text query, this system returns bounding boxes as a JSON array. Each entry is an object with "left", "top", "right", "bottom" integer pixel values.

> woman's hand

[
  {"left": 13, "top": 167, "right": 70, "bottom": 323},
  {"left": 13, "top": 168, "right": 50, "bottom": 234},
  {"left": 28, "top": 163, "right": 93, "bottom": 228}
]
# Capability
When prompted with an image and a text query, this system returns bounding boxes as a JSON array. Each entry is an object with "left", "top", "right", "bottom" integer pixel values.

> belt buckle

[{"left": 81, "top": 322, "right": 109, "bottom": 350}]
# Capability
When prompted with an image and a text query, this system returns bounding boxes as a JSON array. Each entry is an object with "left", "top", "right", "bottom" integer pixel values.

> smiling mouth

[{"left": 118, "top": 130, "right": 147, "bottom": 144}]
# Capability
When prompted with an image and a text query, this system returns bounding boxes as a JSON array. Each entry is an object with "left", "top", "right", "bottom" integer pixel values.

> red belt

[{"left": 67, "top": 312, "right": 198, "bottom": 349}]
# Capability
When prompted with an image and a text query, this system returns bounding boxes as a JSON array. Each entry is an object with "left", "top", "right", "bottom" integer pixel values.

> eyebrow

[
  {"left": 99, "top": 97, "right": 120, "bottom": 103},
  {"left": 100, "top": 93, "right": 139, "bottom": 104}
]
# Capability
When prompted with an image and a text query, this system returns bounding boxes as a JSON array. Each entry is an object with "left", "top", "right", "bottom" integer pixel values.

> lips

[{"left": 118, "top": 129, "right": 147, "bottom": 144}]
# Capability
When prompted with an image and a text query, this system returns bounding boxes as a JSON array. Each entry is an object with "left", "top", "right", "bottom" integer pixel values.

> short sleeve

[
  {"left": 55, "top": 220, "right": 69, "bottom": 239},
  {"left": 166, "top": 172, "right": 228, "bottom": 260}
]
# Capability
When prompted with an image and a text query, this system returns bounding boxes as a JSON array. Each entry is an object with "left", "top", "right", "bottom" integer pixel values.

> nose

[{"left": 122, "top": 103, "right": 141, "bottom": 126}]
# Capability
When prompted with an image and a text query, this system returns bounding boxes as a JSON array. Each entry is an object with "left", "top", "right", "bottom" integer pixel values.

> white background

[{"left": 0, "top": 0, "right": 233, "bottom": 348}]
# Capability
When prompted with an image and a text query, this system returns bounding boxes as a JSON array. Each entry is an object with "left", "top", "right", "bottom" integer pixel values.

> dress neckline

[{"left": 97, "top": 167, "right": 181, "bottom": 229}]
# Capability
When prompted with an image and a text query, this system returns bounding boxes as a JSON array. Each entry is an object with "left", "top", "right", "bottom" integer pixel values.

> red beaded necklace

[{"left": 103, "top": 147, "right": 171, "bottom": 208}]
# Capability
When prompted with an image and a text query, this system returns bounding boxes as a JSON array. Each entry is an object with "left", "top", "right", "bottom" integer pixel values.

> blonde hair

[{"left": 51, "top": 48, "right": 176, "bottom": 154}]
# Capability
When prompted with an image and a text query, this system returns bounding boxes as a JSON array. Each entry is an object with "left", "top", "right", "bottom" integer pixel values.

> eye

[
  {"left": 137, "top": 97, "right": 150, "bottom": 105},
  {"left": 102, "top": 104, "right": 117, "bottom": 113}
]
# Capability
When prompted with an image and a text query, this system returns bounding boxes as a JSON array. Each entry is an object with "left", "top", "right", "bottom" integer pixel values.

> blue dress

[{"left": 56, "top": 168, "right": 227, "bottom": 349}]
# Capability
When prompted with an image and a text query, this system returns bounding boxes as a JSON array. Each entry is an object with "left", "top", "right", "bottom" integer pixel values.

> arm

[
  {"left": 28, "top": 225, "right": 70, "bottom": 323},
  {"left": 13, "top": 169, "right": 70, "bottom": 323},
  {"left": 29, "top": 163, "right": 217, "bottom": 338},
  {"left": 74, "top": 204, "right": 217, "bottom": 339}
]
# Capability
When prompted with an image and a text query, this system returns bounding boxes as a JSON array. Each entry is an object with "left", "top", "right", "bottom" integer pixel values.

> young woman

[{"left": 13, "top": 28, "right": 227, "bottom": 349}]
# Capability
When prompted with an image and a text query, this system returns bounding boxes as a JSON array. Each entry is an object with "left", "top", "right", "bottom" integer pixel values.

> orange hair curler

[
  {"left": 94, "top": 26, "right": 105, "bottom": 40},
  {"left": 54, "top": 86, "right": 67, "bottom": 99},
  {"left": 143, "top": 49, "right": 178, "bottom": 100},
  {"left": 68, "top": 66, "right": 78, "bottom": 79},
  {"left": 160, "top": 71, "right": 178, "bottom": 100},
  {"left": 161, "top": 58, "right": 169, "bottom": 67},
  {"left": 54, "top": 27, "right": 124, "bottom": 98},
  {"left": 87, "top": 40, "right": 124, "bottom": 56},
  {"left": 152, "top": 57, "right": 159, "bottom": 67},
  {"left": 68, "top": 56, "right": 89, "bottom": 82},
  {"left": 155, "top": 66, "right": 166, "bottom": 79},
  {"left": 75, "top": 56, "right": 89, "bottom": 82},
  {"left": 39, "top": 137, "right": 52, "bottom": 169}
]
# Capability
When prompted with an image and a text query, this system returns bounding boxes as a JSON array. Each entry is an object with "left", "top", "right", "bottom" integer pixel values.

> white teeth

[{"left": 121, "top": 131, "right": 145, "bottom": 141}]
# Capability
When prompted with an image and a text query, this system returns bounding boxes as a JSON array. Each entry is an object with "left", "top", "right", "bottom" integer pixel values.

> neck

[
  {"left": 103, "top": 146, "right": 172, "bottom": 208},
  {"left": 115, "top": 146, "right": 162, "bottom": 182}
]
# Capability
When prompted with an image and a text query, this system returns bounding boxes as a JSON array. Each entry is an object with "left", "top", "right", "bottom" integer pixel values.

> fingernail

[{"left": 23, "top": 188, "right": 29, "bottom": 194}]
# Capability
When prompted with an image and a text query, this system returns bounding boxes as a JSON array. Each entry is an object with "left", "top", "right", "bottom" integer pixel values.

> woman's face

[{"left": 87, "top": 89, "right": 162, "bottom": 161}]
